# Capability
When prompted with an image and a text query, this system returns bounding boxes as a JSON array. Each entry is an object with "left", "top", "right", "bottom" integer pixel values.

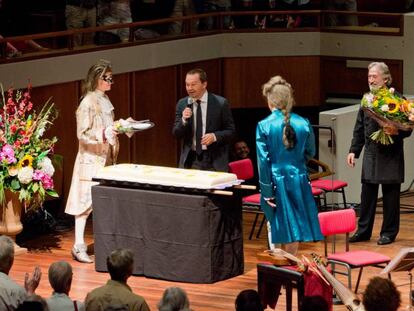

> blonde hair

[
  {"left": 262, "top": 76, "right": 296, "bottom": 149},
  {"left": 82, "top": 59, "right": 112, "bottom": 97}
]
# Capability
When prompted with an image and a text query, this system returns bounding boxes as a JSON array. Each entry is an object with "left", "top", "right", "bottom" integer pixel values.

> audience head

[
  {"left": 157, "top": 287, "right": 191, "bottom": 311},
  {"left": 363, "top": 276, "right": 401, "bottom": 311},
  {"left": 185, "top": 68, "right": 208, "bottom": 100},
  {"left": 235, "top": 289, "right": 263, "bottom": 311},
  {"left": 233, "top": 140, "right": 250, "bottom": 160},
  {"left": 368, "top": 62, "right": 392, "bottom": 91},
  {"left": 302, "top": 295, "right": 329, "bottom": 311},
  {"left": 107, "top": 248, "right": 134, "bottom": 282},
  {"left": 262, "top": 75, "right": 296, "bottom": 149},
  {"left": 48, "top": 261, "right": 73, "bottom": 295},
  {"left": 16, "top": 294, "right": 49, "bottom": 311},
  {"left": 0, "top": 235, "right": 15, "bottom": 274},
  {"left": 83, "top": 59, "right": 113, "bottom": 95}
]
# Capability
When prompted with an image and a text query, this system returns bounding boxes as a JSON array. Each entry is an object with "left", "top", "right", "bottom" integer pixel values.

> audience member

[
  {"left": 232, "top": 140, "right": 251, "bottom": 160},
  {"left": 200, "top": 0, "right": 232, "bottom": 30},
  {"left": 17, "top": 295, "right": 49, "bottom": 311},
  {"left": 231, "top": 0, "right": 256, "bottom": 28},
  {"left": 0, "top": 0, "right": 48, "bottom": 58},
  {"left": 46, "top": 261, "right": 85, "bottom": 311},
  {"left": 98, "top": 0, "right": 133, "bottom": 42},
  {"left": 235, "top": 289, "right": 263, "bottom": 311},
  {"left": 0, "top": 235, "right": 42, "bottom": 310},
  {"left": 103, "top": 304, "right": 129, "bottom": 311},
  {"left": 168, "top": 0, "right": 199, "bottom": 34},
  {"left": 65, "top": 0, "right": 98, "bottom": 46},
  {"left": 276, "top": 0, "right": 313, "bottom": 28},
  {"left": 302, "top": 295, "right": 329, "bottom": 311},
  {"left": 324, "top": 0, "right": 358, "bottom": 26},
  {"left": 363, "top": 277, "right": 401, "bottom": 311},
  {"left": 158, "top": 287, "right": 192, "bottom": 311},
  {"left": 131, "top": 0, "right": 175, "bottom": 35},
  {"left": 85, "top": 248, "right": 150, "bottom": 311}
]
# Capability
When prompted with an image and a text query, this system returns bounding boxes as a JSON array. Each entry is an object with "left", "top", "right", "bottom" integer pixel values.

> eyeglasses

[{"left": 102, "top": 75, "right": 114, "bottom": 84}]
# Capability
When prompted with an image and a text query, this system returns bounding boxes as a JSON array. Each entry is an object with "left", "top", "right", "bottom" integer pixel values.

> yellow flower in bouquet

[
  {"left": 361, "top": 87, "right": 414, "bottom": 144},
  {"left": 0, "top": 84, "right": 59, "bottom": 210}
]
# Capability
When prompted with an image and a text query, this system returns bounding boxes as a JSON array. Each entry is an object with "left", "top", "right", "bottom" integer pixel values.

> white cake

[{"left": 94, "top": 164, "right": 239, "bottom": 189}]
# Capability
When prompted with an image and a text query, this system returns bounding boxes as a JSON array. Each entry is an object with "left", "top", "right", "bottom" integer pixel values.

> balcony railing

[{"left": 0, "top": 10, "right": 404, "bottom": 62}]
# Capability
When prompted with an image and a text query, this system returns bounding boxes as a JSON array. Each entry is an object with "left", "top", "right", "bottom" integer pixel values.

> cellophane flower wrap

[
  {"left": 0, "top": 84, "right": 59, "bottom": 210},
  {"left": 361, "top": 87, "right": 414, "bottom": 145}
]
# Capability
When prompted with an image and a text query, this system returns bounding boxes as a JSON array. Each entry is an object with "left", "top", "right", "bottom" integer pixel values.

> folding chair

[
  {"left": 318, "top": 209, "right": 391, "bottom": 293},
  {"left": 228, "top": 158, "right": 266, "bottom": 240}
]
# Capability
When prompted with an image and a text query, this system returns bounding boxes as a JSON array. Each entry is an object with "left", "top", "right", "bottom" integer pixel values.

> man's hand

[
  {"left": 24, "top": 266, "right": 41, "bottom": 295},
  {"left": 347, "top": 153, "right": 356, "bottom": 168},
  {"left": 383, "top": 125, "right": 398, "bottom": 135},
  {"left": 201, "top": 133, "right": 216, "bottom": 146},
  {"left": 182, "top": 107, "right": 192, "bottom": 120}
]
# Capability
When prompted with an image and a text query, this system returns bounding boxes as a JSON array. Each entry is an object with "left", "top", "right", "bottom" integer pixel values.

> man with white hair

[
  {"left": 47, "top": 261, "right": 85, "bottom": 311},
  {"left": 347, "top": 62, "right": 412, "bottom": 245},
  {"left": 0, "top": 235, "right": 41, "bottom": 310}
]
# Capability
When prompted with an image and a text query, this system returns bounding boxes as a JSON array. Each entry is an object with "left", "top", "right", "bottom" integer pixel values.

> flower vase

[{"left": 0, "top": 190, "right": 27, "bottom": 255}]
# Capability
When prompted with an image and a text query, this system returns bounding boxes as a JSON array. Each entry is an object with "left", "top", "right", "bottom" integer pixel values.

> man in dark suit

[
  {"left": 347, "top": 62, "right": 412, "bottom": 245},
  {"left": 173, "top": 68, "right": 235, "bottom": 172}
]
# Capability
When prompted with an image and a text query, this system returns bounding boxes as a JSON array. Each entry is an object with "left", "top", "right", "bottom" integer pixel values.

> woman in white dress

[{"left": 65, "top": 59, "right": 119, "bottom": 263}]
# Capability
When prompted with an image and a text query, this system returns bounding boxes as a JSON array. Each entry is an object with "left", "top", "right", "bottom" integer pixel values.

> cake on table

[{"left": 94, "top": 164, "right": 239, "bottom": 189}]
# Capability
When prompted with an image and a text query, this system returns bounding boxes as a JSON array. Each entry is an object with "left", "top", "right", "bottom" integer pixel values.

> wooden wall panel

[
  {"left": 223, "top": 56, "right": 322, "bottom": 108},
  {"left": 321, "top": 57, "right": 403, "bottom": 98},
  {"left": 108, "top": 72, "right": 132, "bottom": 163},
  {"left": 132, "top": 66, "right": 178, "bottom": 167},
  {"left": 31, "top": 81, "right": 80, "bottom": 213}
]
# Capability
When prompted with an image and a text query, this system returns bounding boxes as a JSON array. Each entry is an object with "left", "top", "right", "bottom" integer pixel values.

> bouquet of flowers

[
  {"left": 0, "top": 84, "right": 59, "bottom": 210},
  {"left": 361, "top": 87, "right": 414, "bottom": 145},
  {"left": 113, "top": 117, "right": 154, "bottom": 138}
]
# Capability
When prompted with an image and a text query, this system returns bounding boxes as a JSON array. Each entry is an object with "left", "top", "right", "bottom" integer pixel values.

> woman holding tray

[
  {"left": 256, "top": 75, "right": 323, "bottom": 255},
  {"left": 65, "top": 59, "right": 119, "bottom": 263}
]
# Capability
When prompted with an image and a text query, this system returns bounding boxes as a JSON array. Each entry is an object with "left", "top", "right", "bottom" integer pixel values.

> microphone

[{"left": 184, "top": 102, "right": 193, "bottom": 120}]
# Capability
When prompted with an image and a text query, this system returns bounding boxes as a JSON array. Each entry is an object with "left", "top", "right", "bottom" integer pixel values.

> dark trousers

[
  {"left": 184, "top": 150, "right": 215, "bottom": 171},
  {"left": 357, "top": 182, "right": 401, "bottom": 240}
]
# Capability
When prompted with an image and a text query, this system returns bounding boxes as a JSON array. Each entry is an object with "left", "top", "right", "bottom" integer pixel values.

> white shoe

[{"left": 71, "top": 244, "right": 93, "bottom": 263}]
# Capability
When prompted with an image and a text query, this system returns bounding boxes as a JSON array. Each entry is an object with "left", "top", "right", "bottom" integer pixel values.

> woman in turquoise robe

[{"left": 256, "top": 76, "right": 323, "bottom": 254}]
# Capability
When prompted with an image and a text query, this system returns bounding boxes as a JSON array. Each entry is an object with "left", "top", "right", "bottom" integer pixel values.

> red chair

[
  {"left": 311, "top": 186, "right": 326, "bottom": 211},
  {"left": 311, "top": 178, "right": 348, "bottom": 209},
  {"left": 228, "top": 158, "right": 266, "bottom": 240},
  {"left": 318, "top": 209, "right": 390, "bottom": 293}
]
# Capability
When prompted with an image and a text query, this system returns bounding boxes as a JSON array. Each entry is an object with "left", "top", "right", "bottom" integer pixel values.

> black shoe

[
  {"left": 377, "top": 236, "right": 394, "bottom": 245},
  {"left": 349, "top": 233, "right": 370, "bottom": 243}
]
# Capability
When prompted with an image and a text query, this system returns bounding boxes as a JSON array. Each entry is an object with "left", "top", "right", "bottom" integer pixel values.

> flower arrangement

[
  {"left": 0, "top": 84, "right": 58, "bottom": 210},
  {"left": 361, "top": 87, "right": 414, "bottom": 145}
]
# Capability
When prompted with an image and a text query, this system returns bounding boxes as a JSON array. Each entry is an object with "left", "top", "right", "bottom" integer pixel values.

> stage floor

[{"left": 10, "top": 191, "right": 414, "bottom": 310}]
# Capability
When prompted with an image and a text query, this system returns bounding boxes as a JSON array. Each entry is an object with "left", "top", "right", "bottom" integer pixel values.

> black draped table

[{"left": 92, "top": 184, "right": 244, "bottom": 283}]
